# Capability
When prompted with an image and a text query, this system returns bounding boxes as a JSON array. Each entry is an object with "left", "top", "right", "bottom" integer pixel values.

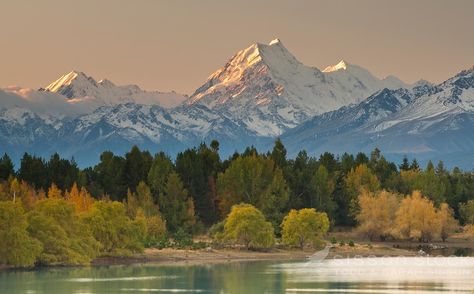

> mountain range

[{"left": 1, "top": 39, "right": 473, "bottom": 168}]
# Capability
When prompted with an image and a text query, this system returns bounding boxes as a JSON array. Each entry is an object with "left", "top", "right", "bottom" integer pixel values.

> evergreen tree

[
  {"left": 410, "top": 159, "right": 420, "bottom": 171},
  {"left": 355, "top": 152, "right": 369, "bottom": 166},
  {"left": 18, "top": 153, "right": 48, "bottom": 190},
  {"left": 176, "top": 144, "right": 220, "bottom": 225},
  {"left": 311, "top": 165, "right": 335, "bottom": 216},
  {"left": 319, "top": 152, "right": 337, "bottom": 174},
  {"left": 159, "top": 172, "right": 195, "bottom": 233},
  {"left": 270, "top": 138, "right": 287, "bottom": 168},
  {"left": 217, "top": 154, "right": 289, "bottom": 230},
  {"left": 125, "top": 146, "right": 153, "bottom": 192},
  {"left": 147, "top": 152, "right": 174, "bottom": 201},
  {"left": 399, "top": 156, "right": 410, "bottom": 171},
  {"left": 0, "top": 153, "right": 14, "bottom": 180},
  {"left": 94, "top": 151, "right": 126, "bottom": 200}
]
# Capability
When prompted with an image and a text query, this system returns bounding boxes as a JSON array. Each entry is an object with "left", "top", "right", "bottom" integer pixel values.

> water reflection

[{"left": 1, "top": 257, "right": 473, "bottom": 293}]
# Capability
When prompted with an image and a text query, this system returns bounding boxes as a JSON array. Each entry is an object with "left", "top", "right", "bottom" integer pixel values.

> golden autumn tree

[
  {"left": 356, "top": 190, "right": 399, "bottom": 241},
  {"left": 394, "top": 191, "right": 439, "bottom": 242},
  {"left": 66, "top": 183, "right": 95, "bottom": 214},
  {"left": 345, "top": 164, "right": 380, "bottom": 219},
  {"left": 47, "top": 183, "right": 62, "bottom": 199},
  {"left": 437, "top": 203, "right": 458, "bottom": 242}
]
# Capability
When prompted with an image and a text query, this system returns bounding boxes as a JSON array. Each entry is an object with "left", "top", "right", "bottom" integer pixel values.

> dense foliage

[
  {"left": 0, "top": 140, "right": 473, "bottom": 267},
  {"left": 281, "top": 208, "right": 329, "bottom": 249},
  {"left": 220, "top": 203, "right": 275, "bottom": 249}
]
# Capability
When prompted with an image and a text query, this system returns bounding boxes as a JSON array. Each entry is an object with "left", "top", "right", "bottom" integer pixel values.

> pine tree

[
  {"left": 0, "top": 153, "right": 14, "bottom": 180},
  {"left": 410, "top": 159, "right": 420, "bottom": 171},
  {"left": 125, "top": 146, "right": 153, "bottom": 192},
  {"left": 147, "top": 152, "right": 174, "bottom": 201},
  {"left": 159, "top": 172, "right": 195, "bottom": 233},
  {"left": 270, "top": 138, "right": 287, "bottom": 168},
  {"left": 399, "top": 156, "right": 410, "bottom": 171}
]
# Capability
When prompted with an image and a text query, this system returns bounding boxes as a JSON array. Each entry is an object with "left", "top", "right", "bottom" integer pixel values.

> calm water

[{"left": 1, "top": 257, "right": 474, "bottom": 293}]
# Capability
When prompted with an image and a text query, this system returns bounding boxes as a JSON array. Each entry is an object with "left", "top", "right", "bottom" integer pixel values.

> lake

[{"left": 1, "top": 257, "right": 474, "bottom": 293}]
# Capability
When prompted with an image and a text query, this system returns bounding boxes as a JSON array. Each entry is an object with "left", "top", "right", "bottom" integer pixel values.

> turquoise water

[{"left": 1, "top": 257, "right": 474, "bottom": 293}]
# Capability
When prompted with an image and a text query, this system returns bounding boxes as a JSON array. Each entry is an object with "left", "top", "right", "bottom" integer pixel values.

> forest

[{"left": 1, "top": 139, "right": 474, "bottom": 267}]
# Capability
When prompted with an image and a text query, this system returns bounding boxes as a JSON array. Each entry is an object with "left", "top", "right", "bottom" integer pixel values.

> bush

[
  {"left": 222, "top": 203, "right": 275, "bottom": 249},
  {"left": 191, "top": 241, "right": 208, "bottom": 250},
  {"left": 0, "top": 201, "right": 42, "bottom": 267},
  {"left": 208, "top": 220, "right": 225, "bottom": 242},
  {"left": 173, "top": 228, "right": 193, "bottom": 249},
  {"left": 281, "top": 208, "right": 330, "bottom": 249},
  {"left": 83, "top": 200, "right": 144, "bottom": 255},
  {"left": 28, "top": 199, "right": 99, "bottom": 265},
  {"left": 348, "top": 240, "right": 355, "bottom": 247},
  {"left": 339, "top": 240, "right": 345, "bottom": 246},
  {"left": 330, "top": 237, "right": 337, "bottom": 244}
]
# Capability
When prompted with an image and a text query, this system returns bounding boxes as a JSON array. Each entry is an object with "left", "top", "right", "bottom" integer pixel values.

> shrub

[
  {"left": 222, "top": 203, "right": 275, "bottom": 249},
  {"left": 281, "top": 208, "right": 330, "bottom": 249}
]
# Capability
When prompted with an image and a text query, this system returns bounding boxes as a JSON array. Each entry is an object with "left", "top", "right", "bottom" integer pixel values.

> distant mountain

[
  {"left": 281, "top": 67, "right": 474, "bottom": 168},
  {"left": 42, "top": 71, "right": 188, "bottom": 109},
  {"left": 1, "top": 39, "right": 472, "bottom": 168},
  {"left": 189, "top": 39, "right": 409, "bottom": 136}
]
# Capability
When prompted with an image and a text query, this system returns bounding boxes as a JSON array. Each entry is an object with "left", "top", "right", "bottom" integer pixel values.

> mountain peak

[
  {"left": 44, "top": 71, "right": 96, "bottom": 95},
  {"left": 268, "top": 38, "right": 281, "bottom": 46},
  {"left": 322, "top": 60, "right": 348, "bottom": 73}
]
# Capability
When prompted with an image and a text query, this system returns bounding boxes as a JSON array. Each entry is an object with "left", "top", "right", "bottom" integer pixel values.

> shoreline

[{"left": 2, "top": 238, "right": 472, "bottom": 271}]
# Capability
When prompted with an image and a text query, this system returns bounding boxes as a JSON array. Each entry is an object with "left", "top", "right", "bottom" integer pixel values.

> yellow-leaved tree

[
  {"left": 394, "top": 191, "right": 439, "bottom": 242},
  {"left": 281, "top": 208, "right": 329, "bottom": 249},
  {"left": 345, "top": 164, "right": 380, "bottom": 221},
  {"left": 222, "top": 203, "right": 274, "bottom": 249},
  {"left": 356, "top": 190, "right": 399, "bottom": 241},
  {"left": 66, "top": 183, "right": 95, "bottom": 214},
  {"left": 437, "top": 203, "right": 458, "bottom": 242}
]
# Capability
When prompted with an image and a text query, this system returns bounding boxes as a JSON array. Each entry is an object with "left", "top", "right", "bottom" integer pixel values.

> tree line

[{"left": 1, "top": 140, "right": 474, "bottom": 267}]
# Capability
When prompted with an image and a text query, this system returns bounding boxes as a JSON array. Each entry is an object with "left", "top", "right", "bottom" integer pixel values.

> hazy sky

[{"left": 2, "top": 0, "right": 473, "bottom": 95}]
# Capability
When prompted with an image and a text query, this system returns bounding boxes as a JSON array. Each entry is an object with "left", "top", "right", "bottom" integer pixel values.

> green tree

[
  {"left": 94, "top": 151, "right": 126, "bottom": 200},
  {"left": 281, "top": 208, "right": 329, "bottom": 249},
  {"left": 270, "top": 138, "right": 287, "bottom": 168},
  {"left": 413, "top": 166, "right": 446, "bottom": 206},
  {"left": 344, "top": 164, "right": 380, "bottom": 222},
  {"left": 18, "top": 153, "right": 48, "bottom": 190},
  {"left": 217, "top": 154, "right": 289, "bottom": 230},
  {"left": 0, "top": 153, "right": 14, "bottom": 181},
  {"left": 83, "top": 200, "right": 145, "bottom": 255},
  {"left": 410, "top": 159, "right": 420, "bottom": 171},
  {"left": 126, "top": 181, "right": 158, "bottom": 218},
  {"left": 221, "top": 204, "right": 274, "bottom": 249},
  {"left": 460, "top": 200, "right": 474, "bottom": 224},
  {"left": 147, "top": 152, "right": 174, "bottom": 200},
  {"left": 0, "top": 201, "right": 42, "bottom": 267},
  {"left": 399, "top": 156, "right": 410, "bottom": 171},
  {"left": 311, "top": 165, "right": 335, "bottom": 216},
  {"left": 159, "top": 172, "right": 196, "bottom": 233},
  {"left": 176, "top": 144, "right": 221, "bottom": 225},
  {"left": 125, "top": 146, "right": 153, "bottom": 192},
  {"left": 27, "top": 199, "right": 99, "bottom": 265}
]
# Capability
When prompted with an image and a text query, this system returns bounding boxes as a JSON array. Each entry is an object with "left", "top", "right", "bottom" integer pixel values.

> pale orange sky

[{"left": 1, "top": 0, "right": 473, "bottom": 95}]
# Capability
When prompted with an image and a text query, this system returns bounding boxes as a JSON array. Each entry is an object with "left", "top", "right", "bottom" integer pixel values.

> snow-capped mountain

[
  {"left": 1, "top": 38, "right": 472, "bottom": 168},
  {"left": 281, "top": 66, "right": 474, "bottom": 168},
  {"left": 43, "top": 71, "right": 187, "bottom": 109},
  {"left": 189, "top": 39, "right": 409, "bottom": 136}
]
